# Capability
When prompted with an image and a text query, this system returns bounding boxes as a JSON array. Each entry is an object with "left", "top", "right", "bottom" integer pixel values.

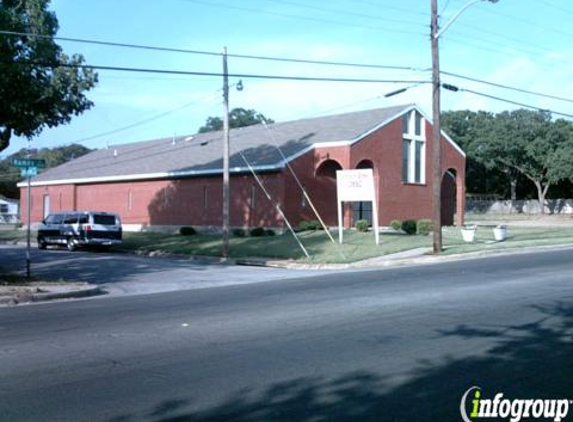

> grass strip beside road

[
  {"left": 1, "top": 226, "right": 573, "bottom": 263},
  {"left": 122, "top": 226, "right": 573, "bottom": 263}
]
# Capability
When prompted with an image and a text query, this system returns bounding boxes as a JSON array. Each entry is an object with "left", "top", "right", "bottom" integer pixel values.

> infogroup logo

[{"left": 460, "top": 387, "right": 572, "bottom": 422}]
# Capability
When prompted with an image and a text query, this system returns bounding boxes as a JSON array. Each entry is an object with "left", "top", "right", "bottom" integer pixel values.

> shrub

[
  {"left": 265, "top": 229, "right": 276, "bottom": 236},
  {"left": 232, "top": 228, "right": 246, "bottom": 237},
  {"left": 298, "top": 219, "right": 321, "bottom": 231},
  {"left": 297, "top": 221, "right": 310, "bottom": 232},
  {"left": 355, "top": 219, "right": 369, "bottom": 232},
  {"left": 416, "top": 219, "right": 433, "bottom": 236},
  {"left": 250, "top": 227, "right": 265, "bottom": 237},
  {"left": 401, "top": 220, "right": 417, "bottom": 235},
  {"left": 390, "top": 219, "right": 402, "bottom": 231},
  {"left": 179, "top": 226, "right": 196, "bottom": 236}
]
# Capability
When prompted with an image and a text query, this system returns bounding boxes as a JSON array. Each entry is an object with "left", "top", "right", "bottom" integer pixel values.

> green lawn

[
  {"left": 122, "top": 225, "right": 573, "bottom": 263},
  {"left": 441, "top": 225, "right": 573, "bottom": 255},
  {"left": 121, "top": 230, "right": 432, "bottom": 263},
  {"left": 0, "top": 228, "right": 29, "bottom": 243},
  {"left": 1, "top": 226, "right": 573, "bottom": 264}
]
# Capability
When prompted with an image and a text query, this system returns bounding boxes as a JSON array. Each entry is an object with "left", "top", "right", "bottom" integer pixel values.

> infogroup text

[{"left": 460, "top": 387, "right": 571, "bottom": 422}]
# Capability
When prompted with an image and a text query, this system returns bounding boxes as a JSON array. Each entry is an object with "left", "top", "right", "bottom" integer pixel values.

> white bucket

[
  {"left": 493, "top": 226, "right": 507, "bottom": 242},
  {"left": 461, "top": 226, "right": 477, "bottom": 242}
]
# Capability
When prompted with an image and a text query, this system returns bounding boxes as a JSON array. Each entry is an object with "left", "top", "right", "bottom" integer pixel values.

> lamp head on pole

[{"left": 435, "top": 0, "right": 500, "bottom": 39}]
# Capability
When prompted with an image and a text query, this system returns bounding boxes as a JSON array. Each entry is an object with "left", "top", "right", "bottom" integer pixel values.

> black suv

[{"left": 37, "top": 211, "right": 122, "bottom": 251}]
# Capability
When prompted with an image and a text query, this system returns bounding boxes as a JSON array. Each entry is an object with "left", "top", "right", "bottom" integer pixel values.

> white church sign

[{"left": 336, "top": 169, "right": 379, "bottom": 245}]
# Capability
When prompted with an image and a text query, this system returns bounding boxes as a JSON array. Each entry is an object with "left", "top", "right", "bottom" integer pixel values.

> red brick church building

[{"left": 20, "top": 104, "right": 466, "bottom": 231}]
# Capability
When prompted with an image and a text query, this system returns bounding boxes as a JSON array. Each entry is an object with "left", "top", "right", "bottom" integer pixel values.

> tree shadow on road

[
  {"left": 0, "top": 246, "right": 215, "bottom": 286},
  {"left": 109, "top": 300, "right": 573, "bottom": 422}
]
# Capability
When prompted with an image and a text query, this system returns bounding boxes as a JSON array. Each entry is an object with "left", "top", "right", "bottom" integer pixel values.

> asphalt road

[
  {"left": 1, "top": 249, "right": 573, "bottom": 421},
  {"left": 0, "top": 245, "right": 330, "bottom": 295}
]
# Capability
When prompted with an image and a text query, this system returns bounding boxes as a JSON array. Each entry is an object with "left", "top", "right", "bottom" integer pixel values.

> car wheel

[
  {"left": 66, "top": 237, "right": 77, "bottom": 252},
  {"left": 38, "top": 237, "right": 47, "bottom": 250}
]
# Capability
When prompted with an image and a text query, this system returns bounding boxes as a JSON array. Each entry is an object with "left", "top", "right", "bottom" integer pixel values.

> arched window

[{"left": 316, "top": 159, "right": 343, "bottom": 179}]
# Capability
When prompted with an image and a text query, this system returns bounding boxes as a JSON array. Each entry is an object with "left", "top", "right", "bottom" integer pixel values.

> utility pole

[
  {"left": 222, "top": 47, "right": 230, "bottom": 258},
  {"left": 431, "top": 0, "right": 442, "bottom": 254},
  {"left": 430, "top": 0, "right": 499, "bottom": 253},
  {"left": 26, "top": 140, "right": 32, "bottom": 278}
]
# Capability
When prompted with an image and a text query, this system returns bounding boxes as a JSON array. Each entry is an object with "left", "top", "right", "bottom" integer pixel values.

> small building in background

[
  {"left": 0, "top": 196, "right": 19, "bottom": 224},
  {"left": 19, "top": 104, "right": 466, "bottom": 231}
]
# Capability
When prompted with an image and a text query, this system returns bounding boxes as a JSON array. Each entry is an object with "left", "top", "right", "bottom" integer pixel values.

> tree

[
  {"left": 475, "top": 110, "right": 573, "bottom": 213},
  {"left": 198, "top": 108, "right": 274, "bottom": 133},
  {"left": 0, "top": 143, "right": 92, "bottom": 198},
  {"left": 441, "top": 110, "right": 510, "bottom": 197},
  {"left": 0, "top": 0, "right": 98, "bottom": 152}
]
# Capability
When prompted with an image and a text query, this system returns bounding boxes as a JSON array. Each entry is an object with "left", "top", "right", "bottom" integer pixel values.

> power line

[
  {"left": 262, "top": 0, "right": 423, "bottom": 26},
  {"left": 71, "top": 91, "right": 222, "bottom": 144},
  {"left": 0, "top": 30, "right": 423, "bottom": 72},
  {"left": 443, "top": 33, "right": 573, "bottom": 72},
  {"left": 11, "top": 60, "right": 431, "bottom": 85},
  {"left": 534, "top": 0, "right": 573, "bottom": 16},
  {"left": 442, "top": 71, "right": 573, "bottom": 105},
  {"left": 178, "top": 0, "right": 427, "bottom": 36},
  {"left": 442, "top": 83, "right": 573, "bottom": 119},
  {"left": 350, "top": 0, "right": 429, "bottom": 16}
]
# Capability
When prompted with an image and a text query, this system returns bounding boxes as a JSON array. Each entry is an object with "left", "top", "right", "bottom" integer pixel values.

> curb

[
  {"left": 236, "top": 243, "right": 573, "bottom": 270},
  {"left": 0, "top": 285, "right": 104, "bottom": 306},
  {"left": 5, "top": 239, "right": 573, "bottom": 270}
]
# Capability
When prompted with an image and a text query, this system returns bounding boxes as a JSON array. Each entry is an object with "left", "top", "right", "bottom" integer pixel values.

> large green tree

[
  {"left": 474, "top": 109, "right": 573, "bottom": 213},
  {"left": 441, "top": 110, "right": 511, "bottom": 198},
  {"left": 198, "top": 108, "right": 274, "bottom": 133},
  {"left": 0, "top": 143, "right": 92, "bottom": 198},
  {"left": 0, "top": 0, "right": 98, "bottom": 152}
]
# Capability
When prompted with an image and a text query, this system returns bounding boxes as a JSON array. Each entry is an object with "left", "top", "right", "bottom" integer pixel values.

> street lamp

[{"left": 431, "top": 0, "right": 499, "bottom": 254}]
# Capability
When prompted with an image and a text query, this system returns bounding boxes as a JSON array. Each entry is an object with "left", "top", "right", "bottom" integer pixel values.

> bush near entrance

[
  {"left": 355, "top": 219, "right": 369, "bottom": 232},
  {"left": 401, "top": 220, "right": 417, "bottom": 235},
  {"left": 250, "top": 227, "right": 266, "bottom": 237},
  {"left": 179, "top": 226, "right": 196, "bottom": 236},
  {"left": 390, "top": 220, "right": 402, "bottom": 231},
  {"left": 417, "top": 219, "right": 433, "bottom": 236},
  {"left": 298, "top": 220, "right": 321, "bottom": 231}
]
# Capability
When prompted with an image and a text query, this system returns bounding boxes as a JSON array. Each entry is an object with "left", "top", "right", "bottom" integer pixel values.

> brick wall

[
  {"left": 24, "top": 172, "right": 285, "bottom": 229},
  {"left": 22, "top": 114, "right": 466, "bottom": 229}
]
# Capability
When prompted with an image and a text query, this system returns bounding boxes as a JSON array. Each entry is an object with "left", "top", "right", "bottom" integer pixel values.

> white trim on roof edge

[
  {"left": 21, "top": 104, "right": 464, "bottom": 187},
  {"left": 278, "top": 104, "right": 465, "bottom": 165},
  {"left": 17, "top": 164, "right": 284, "bottom": 187}
]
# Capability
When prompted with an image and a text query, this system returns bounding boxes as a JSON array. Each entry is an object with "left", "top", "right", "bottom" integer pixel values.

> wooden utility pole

[
  {"left": 26, "top": 141, "right": 32, "bottom": 278},
  {"left": 222, "top": 47, "right": 230, "bottom": 258},
  {"left": 431, "top": 0, "right": 443, "bottom": 254}
]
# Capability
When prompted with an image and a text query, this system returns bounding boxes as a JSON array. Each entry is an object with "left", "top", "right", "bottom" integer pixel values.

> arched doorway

[
  {"left": 441, "top": 169, "right": 457, "bottom": 226},
  {"left": 315, "top": 159, "right": 343, "bottom": 225},
  {"left": 353, "top": 160, "right": 375, "bottom": 226}
]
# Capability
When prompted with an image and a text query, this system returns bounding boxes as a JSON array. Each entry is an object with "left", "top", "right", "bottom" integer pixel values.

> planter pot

[
  {"left": 493, "top": 226, "right": 507, "bottom": 242},
  {"left": 461, "top": 226, "right": 477, "bottom": 242}
]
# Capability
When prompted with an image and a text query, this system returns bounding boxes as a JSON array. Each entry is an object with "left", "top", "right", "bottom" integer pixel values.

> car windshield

[
  {"left": 46, "top": 214, "right": 63, "bottom": 224},
  {"left": 93, "top": 214, "right": 116, "bottom": 225}
]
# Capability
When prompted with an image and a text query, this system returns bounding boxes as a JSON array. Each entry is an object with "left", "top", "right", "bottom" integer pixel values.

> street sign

[
  {"left": 12, "top": 158, "right": 46, "bottom": 169},
  {"left": 20, "top": 167, "right": 38, "bottom": 177}
]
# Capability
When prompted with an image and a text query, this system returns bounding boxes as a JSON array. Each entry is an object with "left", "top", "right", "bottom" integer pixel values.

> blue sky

[{"left": 4, "top": 0, "right": 573, "bottom": 155}]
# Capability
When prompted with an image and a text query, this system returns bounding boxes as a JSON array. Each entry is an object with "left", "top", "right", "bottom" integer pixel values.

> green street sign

[
  {"left": 20, "top": 167, "right": 38, "bottom": 177},
  {"left": 12, "top": 158, "right": 46, "bottom": 169}
]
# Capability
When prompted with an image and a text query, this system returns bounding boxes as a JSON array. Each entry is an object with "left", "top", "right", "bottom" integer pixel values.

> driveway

[{"left": 0, "top": 245, "right": 331, "bottom": 296}]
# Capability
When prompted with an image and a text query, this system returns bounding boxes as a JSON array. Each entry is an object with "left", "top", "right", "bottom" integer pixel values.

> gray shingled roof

[{"left": 30, "top": 104, "right": 414, "bottom": 185}]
